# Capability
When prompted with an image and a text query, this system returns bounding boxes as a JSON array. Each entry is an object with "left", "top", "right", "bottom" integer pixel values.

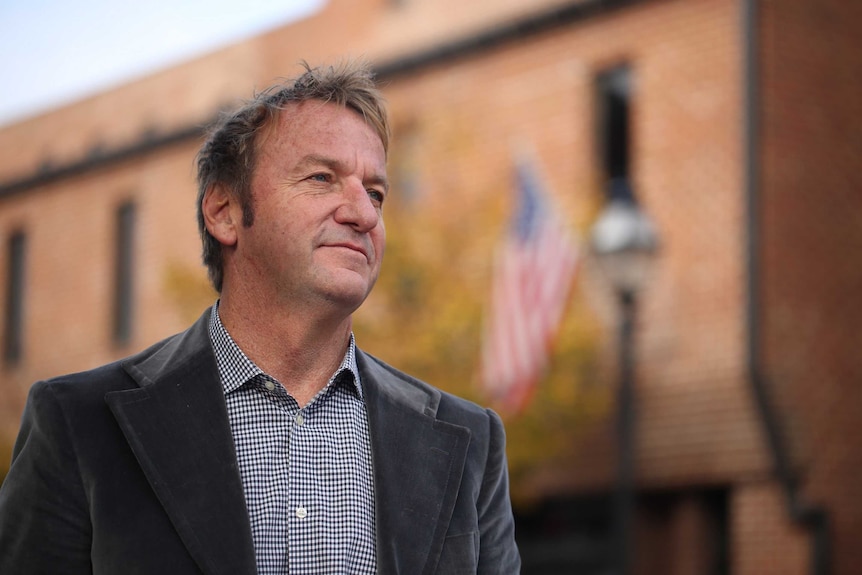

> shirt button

[
  {"left": 295, "top": 413, "right": 305, "bottom": 426},
  {"left": 296, "top": 507, "right": 308, "bottom": 519},
  {"left": 264, "top": 381, "right": 275, "bottom": 391}
]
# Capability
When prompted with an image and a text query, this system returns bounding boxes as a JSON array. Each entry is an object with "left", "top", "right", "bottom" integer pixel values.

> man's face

[{"left": 234, "top": 100, "right": 388, "bottom": 314}]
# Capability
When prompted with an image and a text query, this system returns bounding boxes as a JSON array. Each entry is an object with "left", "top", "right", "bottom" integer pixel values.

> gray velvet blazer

[{"left": 0, "top": 309, "right": 520, "bottom": 574}]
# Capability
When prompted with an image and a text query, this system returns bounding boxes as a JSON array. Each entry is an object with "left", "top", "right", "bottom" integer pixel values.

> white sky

[{"left": 0, "top": 0, "right": 325, "bottom": 127}]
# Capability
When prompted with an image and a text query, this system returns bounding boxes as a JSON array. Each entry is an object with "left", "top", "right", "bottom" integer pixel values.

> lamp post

[{"left": 589, "top": 181, "right": 659, "bottom": 575}]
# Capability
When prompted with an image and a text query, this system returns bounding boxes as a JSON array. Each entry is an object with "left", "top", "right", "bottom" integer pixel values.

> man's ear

[{"left": 201, "top": 183, "right": 239, "bottom": 247}]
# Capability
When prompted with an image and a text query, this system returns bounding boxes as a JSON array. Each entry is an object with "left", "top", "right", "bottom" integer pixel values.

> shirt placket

[
  {"left": 287, "top": 401, "right": 318, "bottom": 575},
  {"left": 256, "top": 377, "right": 294, "bottom": 575}
]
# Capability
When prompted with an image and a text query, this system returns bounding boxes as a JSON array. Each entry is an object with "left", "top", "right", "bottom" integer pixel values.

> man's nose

[{"left": 335, "top": 179, "right": 380, "bottom": 231}]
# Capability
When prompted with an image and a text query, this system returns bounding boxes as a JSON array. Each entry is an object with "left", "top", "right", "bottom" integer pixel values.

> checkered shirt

[{"left": 209, "top": 304, "right": 377, "bottom": 575}]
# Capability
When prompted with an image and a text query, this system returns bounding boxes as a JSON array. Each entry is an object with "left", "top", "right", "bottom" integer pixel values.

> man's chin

[{"left": 317, "top": 275, "right": 376, "bottom": 311}]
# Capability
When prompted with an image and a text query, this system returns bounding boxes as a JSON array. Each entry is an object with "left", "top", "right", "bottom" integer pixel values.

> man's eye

[
  {"left": 310, "top": 173, "right": 329, "bottom": 182},
  {"left": 368, "top": 190, "right": 385, "bottom": 205}
]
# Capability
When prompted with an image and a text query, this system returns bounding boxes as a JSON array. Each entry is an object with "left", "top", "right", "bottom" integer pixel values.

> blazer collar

[
  {"left": 104, "top": 310, "right": 472, "bottom": 575},
  {"left": 105, "top": 309, "right": 257, "bottom": 575},
  {"left": 358, "top": 351, "right": 472, "bottom": 575}
]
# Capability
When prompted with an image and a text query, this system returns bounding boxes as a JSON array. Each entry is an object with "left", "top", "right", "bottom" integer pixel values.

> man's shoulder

[
  {"left": 356, "top": 349, "right": 493, "bottom": 425},
  {"left": 31, "top": 309, "right": 213, "bottom": 403},
  {"left": 29, "top": 333, "right": 176, "bottom": 402},
  {"left": 19, "top": 358, "right": 140, "bottom": 436},
  {"left": 30, "top": 358, "right": 131, "bottom": 402}
]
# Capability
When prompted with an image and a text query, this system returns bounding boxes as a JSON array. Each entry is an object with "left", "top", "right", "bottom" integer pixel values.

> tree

[{"left": 354, "top": 130, "right": 610, "bottom": 504}]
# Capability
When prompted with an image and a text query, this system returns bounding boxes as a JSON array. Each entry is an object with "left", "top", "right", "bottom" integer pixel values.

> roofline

[{"left": 0, "top": 0, "right": 638, "bottom": 198}]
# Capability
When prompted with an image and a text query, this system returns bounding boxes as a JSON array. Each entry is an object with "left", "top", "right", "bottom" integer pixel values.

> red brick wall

[
  {"left": 732, "top": 482, "right": 809, "bottom": 575},
  {"left": 380, "top": 0, "right": 767, "bottom": 493},
  {"left": 0, "top": 140, "right": 205, "bottom": 439},
  {"left": 760, "top": 0, "right": 862, "bottom": 574}
]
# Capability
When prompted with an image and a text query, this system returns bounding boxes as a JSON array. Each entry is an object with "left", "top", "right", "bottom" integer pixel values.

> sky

[{"left": 0, "top": 0, "right": 325, "bottom": 127}]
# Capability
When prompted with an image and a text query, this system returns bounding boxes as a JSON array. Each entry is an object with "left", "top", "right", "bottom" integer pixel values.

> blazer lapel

[
  {"left": 105, "top": 311, "right": 257, "bottom": 575},
  {"left": 359, "top": 351, "right": 471, "bottom": 575}
]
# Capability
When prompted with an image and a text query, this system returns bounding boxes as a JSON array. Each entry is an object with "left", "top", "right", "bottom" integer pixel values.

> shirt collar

[{"left": 208, "top": 302, "right": 363, "bottom": 399}]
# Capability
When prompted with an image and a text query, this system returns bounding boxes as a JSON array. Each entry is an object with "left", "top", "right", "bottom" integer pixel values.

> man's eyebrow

[
  {"left": 296, "top": 154, "right": 340, "bottom": 171},
  {"left": 366, "top": 174, "right": 390, "bottom": 193}
]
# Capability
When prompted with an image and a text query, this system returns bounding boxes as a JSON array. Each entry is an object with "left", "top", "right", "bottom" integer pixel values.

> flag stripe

[{"left": 481, "top": 153, "right": 579, "bottom": 412}]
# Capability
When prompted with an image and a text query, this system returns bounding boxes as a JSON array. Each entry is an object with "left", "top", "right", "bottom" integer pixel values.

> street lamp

[{"left": 589, "top": 179, "right": 659, "bottom": 575}]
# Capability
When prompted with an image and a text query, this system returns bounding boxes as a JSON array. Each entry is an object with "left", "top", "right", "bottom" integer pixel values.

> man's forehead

[
  {"left": 276, "top": 99, "right": 369, "bottom": 132},
  {"left": 255, "top": 99, "right": 383, "bottom": 157}
]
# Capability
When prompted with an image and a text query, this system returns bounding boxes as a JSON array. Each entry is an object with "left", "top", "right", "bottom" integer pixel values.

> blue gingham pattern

[{"left": 209, "top": 304, "right": 377, "bottom": 574}]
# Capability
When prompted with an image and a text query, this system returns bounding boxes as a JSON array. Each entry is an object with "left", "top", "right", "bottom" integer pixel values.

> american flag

[{"left": 481, "top": 153, "right": 579, "bottom": 412}]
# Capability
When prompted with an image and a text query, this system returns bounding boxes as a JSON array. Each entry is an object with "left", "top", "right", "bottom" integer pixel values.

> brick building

[{"left": 0, "top": 0, "right": 859, "bottom": 574}]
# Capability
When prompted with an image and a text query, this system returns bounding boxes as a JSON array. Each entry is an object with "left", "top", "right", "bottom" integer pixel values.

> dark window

[
  {"left": 597, "top": 66, "right": 634, "bottom": 201},
  {"left": 4, "top": 230, "right": 26, "bottom": 366},
  {"left": 113, "top": 201, "right": 136, "bottom": 345},
  {"left": 516, "top": 490, "right": 729, "bottom": 575},
  {"left": 516, "top": 494, "right": 613, "bottom": 574}
]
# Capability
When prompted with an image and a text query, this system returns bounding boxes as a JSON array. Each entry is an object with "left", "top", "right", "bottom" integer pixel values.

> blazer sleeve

[
  {"left": 0, "top": 380, "right": 93, "bottom": 574},
  {"left": 477, "top": 408, "right": 521, "bottom": 574}
]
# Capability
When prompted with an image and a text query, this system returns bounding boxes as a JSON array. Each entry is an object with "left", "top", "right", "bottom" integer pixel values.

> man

[{"left": 0, "top": 62, "right": 521, "bottom": 574}]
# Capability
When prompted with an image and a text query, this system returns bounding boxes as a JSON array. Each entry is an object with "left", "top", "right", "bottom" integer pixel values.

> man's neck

[{"left": 217, "top": 293, "right": 353, "bottom": 407}]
